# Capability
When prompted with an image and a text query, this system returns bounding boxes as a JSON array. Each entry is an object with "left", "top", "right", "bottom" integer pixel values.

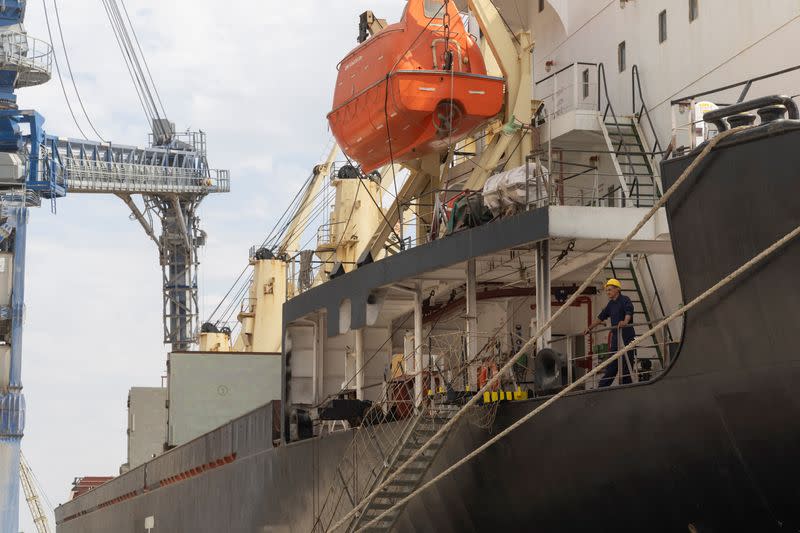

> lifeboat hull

[
  {"left": 328, "top": 0, "right": 505, "bottom": 172},
  {"left": 329, "top": 70, "right": 505, "bottom": 172}
]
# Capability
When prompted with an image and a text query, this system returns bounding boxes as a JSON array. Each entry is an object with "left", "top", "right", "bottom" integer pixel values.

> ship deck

[{"left": 284, "top": 204, "right": 672, "bottom": 336}]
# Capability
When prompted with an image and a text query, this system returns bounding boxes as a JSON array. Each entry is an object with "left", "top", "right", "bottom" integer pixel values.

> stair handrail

[
  {"left": 346, "top": 402, "right": 456, "bottom": 532},
  {"left": 609, "top": 254, "right": 667, "bottom": 366},
  {"left": 312, "top": 385, "right": 422, "bottom": 533},
  {"left": 631, "top": 65, "right": 664, "bottom": 159},
  {"left": 597, "top": 63, "right": 638, "bottom": 203},
  {"left": 345, "top": 409, "right": 427, "bottom": 532},
  {"left": 642, "top": 254, "right": 673, "bottom": 343}
]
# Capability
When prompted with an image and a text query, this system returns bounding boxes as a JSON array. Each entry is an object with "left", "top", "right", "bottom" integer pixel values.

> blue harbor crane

[{"left": 0, "top": 2, "right": 229, "bottom": 530}]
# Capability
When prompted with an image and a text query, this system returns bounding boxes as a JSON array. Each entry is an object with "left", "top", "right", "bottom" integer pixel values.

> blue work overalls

[{"left": 597, "top": 294, "right": 636, "bottom": 387}]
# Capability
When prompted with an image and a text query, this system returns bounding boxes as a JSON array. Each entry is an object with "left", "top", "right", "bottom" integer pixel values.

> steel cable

[
  {"left": 99, "top": 0, "right": 153, "bottom": 132},
  {"left": 48, "top": 0, "right": 107, "bottom": 140},
  {"left": 118, "top": 0, "right": 168, "bottom": 120},
  {"left": 41, "top": 0, "right": 90, "bottom": 140}
]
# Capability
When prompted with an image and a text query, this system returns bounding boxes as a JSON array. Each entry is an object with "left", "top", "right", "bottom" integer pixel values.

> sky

[{"left": 16, "top": 1, "right": 406, "bottom": 530}]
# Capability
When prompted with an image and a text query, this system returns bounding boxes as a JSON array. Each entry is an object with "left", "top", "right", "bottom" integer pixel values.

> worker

[{"left": 584, "top": 279, "right": 636, "bottom": 387}]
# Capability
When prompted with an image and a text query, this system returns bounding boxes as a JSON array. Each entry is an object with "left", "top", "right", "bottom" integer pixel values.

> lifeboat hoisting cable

[
  {"left": 328, "top": 0, "right": 506, "bottom": 173},
  {"left": 383, "top": 0, "right": 453, "bottom": 246}
]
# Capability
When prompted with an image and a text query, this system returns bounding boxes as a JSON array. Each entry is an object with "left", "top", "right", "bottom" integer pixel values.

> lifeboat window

[{"left": 424, "top": 0, "right": 446, "bottom": 18}]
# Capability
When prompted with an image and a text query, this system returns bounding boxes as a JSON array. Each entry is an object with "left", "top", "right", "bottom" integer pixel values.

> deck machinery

[{"left": 0, "top": 1, "right": 228, "bottom": 530}]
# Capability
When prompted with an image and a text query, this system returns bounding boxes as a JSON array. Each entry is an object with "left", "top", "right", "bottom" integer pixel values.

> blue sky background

[{"left": 17, "top": 1, "right": 405, "bottom": 530}]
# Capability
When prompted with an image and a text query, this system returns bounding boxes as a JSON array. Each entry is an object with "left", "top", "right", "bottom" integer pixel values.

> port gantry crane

[{"left": 0, "top": 2, "right": 229, "bottom": 530}]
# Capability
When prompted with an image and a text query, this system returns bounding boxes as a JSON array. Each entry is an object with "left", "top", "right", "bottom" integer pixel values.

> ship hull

[
  {"left": 56, "top": 367, "right": 800, "bottom": 532},
  {"left": 57, "top": 116, "right": 800, "bottom": 532}
]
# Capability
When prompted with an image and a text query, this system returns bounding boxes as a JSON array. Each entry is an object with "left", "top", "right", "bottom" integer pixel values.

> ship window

[
  {"left": 689, "top": 0, "right": 699, "bottom": 22},
  {"left": 424, "top": 0, "right": 445, "bottom": 18},
  {"left": 539, "top": 0, "right": 545, "bottom": 12},
  {"left": 582, "top": 69, "right": 590, "bottom": 99},
  {"left": 618, "top": 41, "right": 626, "bottom": 72},
  {"left": 658, "top": 10, "right": 667, "bottom": 43}
]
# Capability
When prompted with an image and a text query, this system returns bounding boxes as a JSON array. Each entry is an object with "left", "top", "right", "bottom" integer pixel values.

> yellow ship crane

[{"left": 19, "top": 452, "right": 51, "bottom": 533}]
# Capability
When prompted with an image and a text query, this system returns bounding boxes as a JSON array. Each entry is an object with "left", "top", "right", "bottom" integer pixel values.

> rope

[
  {"left": 207, "top": 162, "right": 324, "bottom": 324},
  {"left": 359, "top": 221, "right": 800, "bottom": 531},
  {"left": 99, "top": 0, "right": 153, "bottom": 133},
  {"left": 41, "top": 0, "right": 90, "bottom": 140},
  {"left": 101, "top": 0, "right": 170, "bottom": 140},
  {"left": 49, "top": 0, "right": 107, "bottom": 141},
  {"left": 326, "top": 125, "right": 748, "bottom": 532},
  {"left": 379, "top": 0, "right": 450, "bottom": 248},
  {"left": 117, "top": 0, "right": 168, "bottom": 120}
]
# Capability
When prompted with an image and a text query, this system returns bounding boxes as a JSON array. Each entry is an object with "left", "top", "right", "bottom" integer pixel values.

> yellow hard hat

[{"left": 605, "top": 278, "right": 622, "bottom": 289}]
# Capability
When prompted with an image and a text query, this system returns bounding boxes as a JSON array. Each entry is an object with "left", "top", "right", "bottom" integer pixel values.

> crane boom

[
  {"left": 19, "top": 452, "right": 51, "bottom": 533},
  {"left": 0, "top": 2, "right": 230, "bottom": 528},
  {"left": 26, "top": 127, "right": 231, "bottom": 350},
  {"left": 279, "top": 145, "right": 338, "bottom": 255}
]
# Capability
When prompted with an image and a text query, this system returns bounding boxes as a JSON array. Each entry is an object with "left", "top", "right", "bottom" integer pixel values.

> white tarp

[{"left": 483, "top": 163, "right": 549, "bottom": 215}]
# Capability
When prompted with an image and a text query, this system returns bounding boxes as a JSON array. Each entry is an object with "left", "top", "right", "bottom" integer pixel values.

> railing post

[
  {"left": 572, "top": 62, "right": 578, "bottom": 113},
  {"left": 596, "top": 64, "right": 602, "bottom": 112},
  {"left": 553, "top": 69, "right": 558, "bottom": 116},
  {"left": 413, "top": 282, "right": 424, "bottom": 407},
  {"left": 525, "top": 156, "right": 530, "bottom": 210}
]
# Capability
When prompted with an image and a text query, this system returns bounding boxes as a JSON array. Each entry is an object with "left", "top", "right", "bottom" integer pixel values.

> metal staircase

[
  {"left": 606, "top": 254, "right": 673, "bottom": 369},
  {"left": 345, "top": 402, "right": 459, "bottom": 532},
  {"left": 599, "top": 117, "right": 660, "bottom": 207},
  {"left": 596, "top": 63, "right": 663, "bottom": 208}
]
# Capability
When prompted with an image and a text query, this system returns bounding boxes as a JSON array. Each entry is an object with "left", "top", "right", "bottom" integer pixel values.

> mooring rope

[
  {"left": 327, "top": 126, "right": 748, "bottom": 532},
  {"left": 358, "top": 222, "right": 800, "bottom": 531}
]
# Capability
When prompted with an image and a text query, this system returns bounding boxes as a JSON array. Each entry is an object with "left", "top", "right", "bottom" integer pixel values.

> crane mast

[{"left": 0, "top": 1, "right": 230, "bottom": 528}]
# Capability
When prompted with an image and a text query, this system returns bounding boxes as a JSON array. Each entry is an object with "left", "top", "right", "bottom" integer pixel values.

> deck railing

[
  {"left": 534, "top": 61, "right": 599, "bottom": 120},
  {"left": 0, "top": 30, "right": 52, "bottom": 87}
]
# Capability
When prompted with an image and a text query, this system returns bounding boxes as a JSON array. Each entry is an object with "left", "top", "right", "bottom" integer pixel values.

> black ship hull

[{"left": 56, "top": 114, "right": 800, "bottom": 532}]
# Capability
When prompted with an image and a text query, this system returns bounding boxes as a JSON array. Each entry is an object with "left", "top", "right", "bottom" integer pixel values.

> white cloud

[{"left": 15, "top": 1, "right": 406, "bottom": 529}]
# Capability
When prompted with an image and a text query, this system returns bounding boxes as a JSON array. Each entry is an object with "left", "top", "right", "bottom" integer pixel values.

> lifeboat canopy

[{"left": 328, "top": 0, "right": 505, "bottom": 173}]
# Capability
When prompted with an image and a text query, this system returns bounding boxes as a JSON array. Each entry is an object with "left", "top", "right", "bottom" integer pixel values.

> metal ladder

[
  {"left": 600, "top": 117, "right": 660, "bottom": 208},
  {"left": 595, "top": 63, "right": 663, "bottom": 209},
  {"left": 606, "top": 254, "right": 673, "bottom": 367},
  {"left": 346, "top": 402, "right": 459, "bottom": 532}
]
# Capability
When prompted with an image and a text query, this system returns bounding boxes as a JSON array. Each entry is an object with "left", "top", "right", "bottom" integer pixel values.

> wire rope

[
  {"left": 49, "top": 0, "right": 107, "bottom": 140},
  {"left": 118, "top": 0, "right": 168, "bottom": 119},
  {"left": 41, "top": 0, "right": 90, "bottom": 140},
  {"left": 106, "top": 0, "right": 160, "bottom": 123},
  {"left": 99, "top": 0, "right": 153, "bottom": 132},
  {"left": 100, "top": 0, "right": 169, "bottom": 140},
  {"left": 374, "top": 1, "right": 450, "bottom": 248}
]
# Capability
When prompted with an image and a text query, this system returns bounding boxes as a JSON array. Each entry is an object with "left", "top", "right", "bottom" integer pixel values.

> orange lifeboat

[{"left": 327, "top": 0, "right": 505, "bottom": 172}]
